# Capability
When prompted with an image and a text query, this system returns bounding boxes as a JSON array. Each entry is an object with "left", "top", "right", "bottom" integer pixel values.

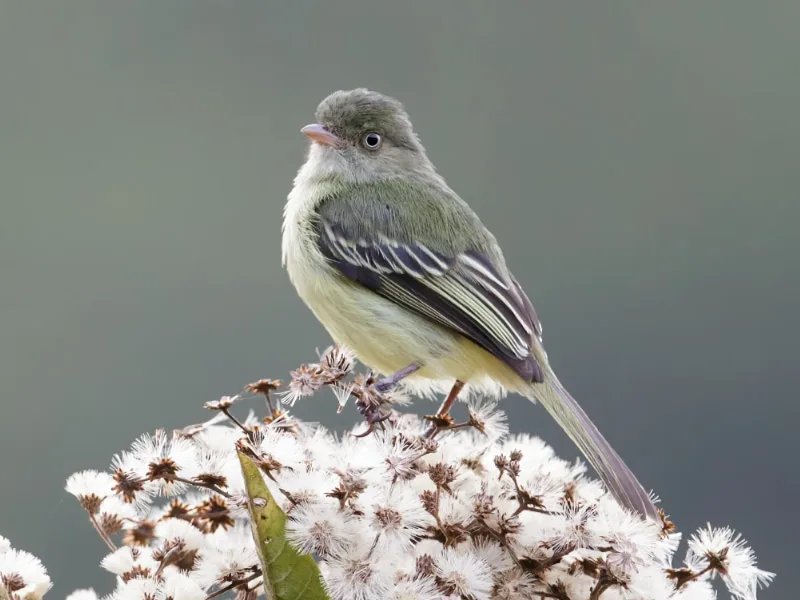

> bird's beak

[{"left": 301, "top": 123, "right": 342, "bottom": 148}]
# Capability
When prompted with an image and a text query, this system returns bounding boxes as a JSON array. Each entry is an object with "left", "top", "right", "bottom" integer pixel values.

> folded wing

[{"left": 316, "top": 218, "right": 544, "bottom": 383}]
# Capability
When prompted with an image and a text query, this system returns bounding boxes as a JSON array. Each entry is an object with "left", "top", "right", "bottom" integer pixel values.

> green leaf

[{"left": 237, "top": 451, "right": 331, "bottom": 600}]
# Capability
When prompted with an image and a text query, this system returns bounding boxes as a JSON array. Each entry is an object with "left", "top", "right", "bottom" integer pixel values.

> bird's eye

[{"left": 362, "top": 132, "right": 382, "bottom": 150}]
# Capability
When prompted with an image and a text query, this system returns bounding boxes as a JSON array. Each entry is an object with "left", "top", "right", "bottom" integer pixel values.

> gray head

[{"left": 300, "top": 89, "right": 432, "bottom": 183}]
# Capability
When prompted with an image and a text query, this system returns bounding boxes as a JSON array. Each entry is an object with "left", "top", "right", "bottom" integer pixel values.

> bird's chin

[
  {"left": 307, "top": 141, "right": 338, "bottom": 160},
  {"left": 304, "top": 143, "right": 348, "bottom": 178},
  {"left": 305, "top": 143, "right": 381, "bottom": 185},
  {"left": 301, "top": 144, "right": 343, "bottom": 181}
]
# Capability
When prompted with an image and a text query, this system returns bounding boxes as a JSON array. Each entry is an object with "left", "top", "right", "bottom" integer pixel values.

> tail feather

[{"left": 526, "top": 374, "right": 660, "bottom": 521}]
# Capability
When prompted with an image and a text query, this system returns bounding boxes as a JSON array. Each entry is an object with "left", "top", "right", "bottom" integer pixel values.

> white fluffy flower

[
  {"left": 161, "top": 570, "right": 207, "bottom": 600},
  {"left": 385, "top": 577, "right": 441, "bottom": 600},
  {"left": 298, "top": 427, "right": 339, "bottom": 469},
  {"left": 154, "top": 518, "right": 206, "bottom": 552},
  {"left": 192, "top": 447, "right": 234, "bottom": 480},
  {"left": 436, "top": 492, "right": 473, "bottom": 529},
  {"left": 286, "top": 501, "right": 358, "bottom": 558},
  {"left": 203, "top": 395, "right": 240, "bottom": 411},
  {"left": 548, "top": 503, "right": 601, "bottom": 553},
  {"left": 466, "top": 398, "right": 508, "bottom": 445},
  {"left": 98, "top": 495, "right": 141, "bottom": 524},
  {"left": 673, "top": 578, "right": 718, "bottom": 600},
  {"left": 686, "top": 525, "right": 774, "bottom": 600},
  {"left": 372, "top": 433, "right": 426, "bottom": 483},
  {"left": 256, "top": 427, "right": 305, "bottom": 472},
  {"left": 109, "top": 450, "right": 157, "bottom": 509},
  {"left": 0, "top": 546, "right": 52, "bottom": 600},
  {"left": 66, "top": 469, "right": 120, "bottom": 517},
  {"left": 128, "top": 430, "right": 201, "bottom": 496},
  {"left": 191, "top": 523, "right": 259, "bottom": 589},
  {"left": 64, "top": 589, "right": 99, "bottom": 600},
  {"left": 628, "top": 563, "right": 684, "bottom": 600},
  {"left": 191, "top": 423, "right": 243, "bottom": 454},
  {"left": 280, "top": 364, "right": 324, "bottom": 406},
  {"left": 323, "top": 549, "right": 395, "bottom": 600},
  {"left": 100, "top": 546, "right": 158, "bottom": 576},
  {"left": 433, "top": 547, "right": 493, "bottom": 600},
  {"left": 364, "top": 485, "right": 430, "bottom": 553},
  {"left": 275, "top": 467, "right": 337, "bottom": 511},
  {"left": 499, "top": 434, "right": 584, "bottom": 485},
  {"left": 591, "top": 501, "right": 663, "bottom": 576},
  {"left": 51, "top": 376, "right": 772, "bottom": 600},
  {"left": 110, "top": 577, "right": 159, "bottom": 600},
  {"left": 111, "top": 575, "right": 207, "bottom": 600},
  {"left": 65, "top": 470, "right": 116, "bottom": 505},
  {"left": 467, "top": 539, "right": 515, "bottom": 572},
  {"left": 491, "top": 568, "right": 538, "bottom": 600}
]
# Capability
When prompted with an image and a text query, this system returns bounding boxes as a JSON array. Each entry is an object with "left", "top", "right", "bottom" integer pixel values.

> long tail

[{"left": 525, "top": 372, "right": 660, "bottom": 520}]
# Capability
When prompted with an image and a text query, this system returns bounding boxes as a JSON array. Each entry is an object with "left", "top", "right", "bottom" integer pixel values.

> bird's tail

[{"left": 524, "top": 372, "right": 660, "bottom": 521}]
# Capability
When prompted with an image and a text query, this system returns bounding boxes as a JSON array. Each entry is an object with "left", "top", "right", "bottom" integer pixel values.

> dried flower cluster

[
  {"left": 0, "top": 535, "right": 52, "bottom": 600},
  {"left": 1, "top": 346, "right": 773, "bottom": 600}
]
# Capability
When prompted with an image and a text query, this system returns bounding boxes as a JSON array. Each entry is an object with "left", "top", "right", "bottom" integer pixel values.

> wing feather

[{"left": 316, "top": 215, "right": 544, "bottom": 383}]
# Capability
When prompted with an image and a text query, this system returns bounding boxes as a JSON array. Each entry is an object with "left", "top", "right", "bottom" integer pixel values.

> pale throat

[{"left": 281, "top": 152, "right": 343, "bottom": 267}]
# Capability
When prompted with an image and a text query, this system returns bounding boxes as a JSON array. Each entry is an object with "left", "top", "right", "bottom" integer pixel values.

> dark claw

[
  {"left": 369, "top": 411, "right": 393, "bottom": 425},
  {"left": 352, "top": 423, "right": 375, "bottom": 438},
  {"left": 352, "top": 402, "right": 393, "bottom": 438}
]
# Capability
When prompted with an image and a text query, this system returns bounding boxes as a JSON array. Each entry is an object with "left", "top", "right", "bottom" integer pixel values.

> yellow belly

[{"left": 288, "top": 259, "right": 520, "bottom": 398}]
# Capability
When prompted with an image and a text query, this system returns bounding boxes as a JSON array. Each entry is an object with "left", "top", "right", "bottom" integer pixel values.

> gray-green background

[{"left": 1, "top": 2, "right": 796, "bottom": 598}]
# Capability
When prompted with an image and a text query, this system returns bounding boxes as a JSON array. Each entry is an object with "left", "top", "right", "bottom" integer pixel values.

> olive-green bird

[{"left": 282, "top": 88, "right": 659, "bottom": 520}]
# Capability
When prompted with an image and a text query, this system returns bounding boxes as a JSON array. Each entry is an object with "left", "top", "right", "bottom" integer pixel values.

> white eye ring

[{"left": 362, "top": 132, "right": 382, "bottom": 150}]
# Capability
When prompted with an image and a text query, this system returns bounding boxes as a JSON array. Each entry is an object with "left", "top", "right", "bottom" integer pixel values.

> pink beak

[{"left": 301, "top": 123, "right": 342, "bottom": 147}]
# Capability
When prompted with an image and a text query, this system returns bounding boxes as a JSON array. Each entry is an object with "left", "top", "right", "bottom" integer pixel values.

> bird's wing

[{"left": 314, "top": 193, "right": 544, "bottom": 383}]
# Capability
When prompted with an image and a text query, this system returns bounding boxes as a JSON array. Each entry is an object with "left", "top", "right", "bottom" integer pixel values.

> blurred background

[{"left": 1, "top": 2, "right": 796, "bottom": 598}]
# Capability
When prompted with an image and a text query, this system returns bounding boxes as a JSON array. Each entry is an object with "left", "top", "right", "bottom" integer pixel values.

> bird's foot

[
  {"left": 351, "top": 366, "right": 420, "bottom": 438},
  {"left": 352, "top": 409, "right": 394, "bottom": 438},
  {"left": 423, "top": 412, "right": 455, "bottom": 438},
  {"left": 370, "top": 363, "right": 421, "bottom": 394},
  {"left": 372, "top": 379, "right": 395, "bottom": 394}
]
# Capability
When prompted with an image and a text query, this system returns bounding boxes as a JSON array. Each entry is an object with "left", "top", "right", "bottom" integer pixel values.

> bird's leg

[
  {"left": 425, "top": 380, "right": 465, "bottom": 438},
  {"left": 435, "top": 380, "right": 465, "bottom": 418},
  {"left": 352, "top": 364, "right": 421, "bottom": 439},
  {"left": 372, "top": 364, "right": 421, "bottom": 393}
]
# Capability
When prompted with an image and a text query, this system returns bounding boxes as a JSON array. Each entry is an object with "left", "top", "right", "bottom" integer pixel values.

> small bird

[{"left": 282, "top": 89, "right": 659, "bottom": 520}]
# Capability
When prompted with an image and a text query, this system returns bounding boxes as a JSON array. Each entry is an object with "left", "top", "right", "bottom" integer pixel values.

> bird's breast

[{"left": 282, "top": 178, "right": 350, "bottom": 315}]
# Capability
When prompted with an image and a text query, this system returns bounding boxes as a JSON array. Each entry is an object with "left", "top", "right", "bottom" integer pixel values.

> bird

[{"left": 281, "top": 88, "right": 659, "bottom": 520}]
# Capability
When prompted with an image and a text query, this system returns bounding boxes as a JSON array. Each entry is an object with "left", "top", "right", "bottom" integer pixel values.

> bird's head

[{"left": 300, "top": 89, "right": 432, "bottom": 183}]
